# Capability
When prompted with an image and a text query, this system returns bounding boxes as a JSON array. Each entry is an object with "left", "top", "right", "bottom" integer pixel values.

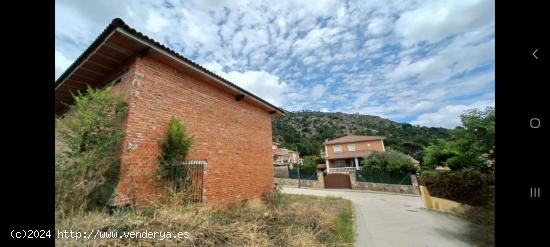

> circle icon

[{"left": 530, "top": 118, "right": 541, "bottom": 128}]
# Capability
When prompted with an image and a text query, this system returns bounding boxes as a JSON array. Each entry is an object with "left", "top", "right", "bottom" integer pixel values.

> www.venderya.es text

[{"left": 57, "top": 229, "right": 191, "bottom": 240}]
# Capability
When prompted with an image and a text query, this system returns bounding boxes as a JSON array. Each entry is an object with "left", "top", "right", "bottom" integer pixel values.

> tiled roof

[
  {"left": 324, "top": 135, "right": 384, "bottom": 145},
  {"left": 326, "top": 150, "right": 374, "bottom": 160}
]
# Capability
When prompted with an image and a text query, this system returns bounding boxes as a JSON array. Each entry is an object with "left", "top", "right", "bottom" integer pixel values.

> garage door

[{"left": 324, "top": 173, "right": 351, "bottom": 189}]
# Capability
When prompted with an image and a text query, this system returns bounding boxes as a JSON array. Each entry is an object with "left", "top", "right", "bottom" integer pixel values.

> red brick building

[{"left": 55, "top": 19, "right": 285, "bottom": 207}]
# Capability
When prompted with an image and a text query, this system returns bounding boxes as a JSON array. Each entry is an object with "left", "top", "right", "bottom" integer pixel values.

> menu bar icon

[{"left": 530, "top": 187, "right": 541, "bottom": 198}]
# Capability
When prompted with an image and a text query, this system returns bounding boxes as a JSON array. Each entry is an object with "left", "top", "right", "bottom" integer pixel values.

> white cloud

[
  {"left": 55, "top": 0, "right": 495, "bottom": 125},
  {"left": 311, "top": 84, "right": 326, "bottom": 100},
  {"left": 146, "top": 12, "right": 169, "bottom": 32},
  {"left": 366, "top": 17, "right": 392, "bottom": 36},
  {"left": 55, "top": 50, "right": 72, "bottom": 79},
  {"left": 395, "top": 0, "right": 495, "bottom": 45},
  {"left": 203, "top": 62, "right": 289, "bottom": 107},
  {"left": 293, "top": 27, "right": 342, "bottom": 54},
  {"left": 362, "top": 38, "right": 384, "bottom": 54},
  {"left": 411, "top": 100, "right": 494, "bottom": 128}
]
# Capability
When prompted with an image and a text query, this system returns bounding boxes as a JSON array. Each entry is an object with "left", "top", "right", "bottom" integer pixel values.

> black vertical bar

[
  {"left": 200, "top": 163, "right": 204, "bottom": 203},
  {"left": 197, "top": 164, "right": 200, "bottom": 202}
]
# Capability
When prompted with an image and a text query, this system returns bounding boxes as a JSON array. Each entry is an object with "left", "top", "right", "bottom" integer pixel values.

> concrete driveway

[{"left": 281, "top": 187, "right": 474, "bottom": 247}]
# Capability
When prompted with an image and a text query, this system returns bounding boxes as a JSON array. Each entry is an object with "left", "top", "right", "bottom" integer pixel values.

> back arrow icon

[{"left": 533, "top": 49, "right": 538, "bottom": 59}]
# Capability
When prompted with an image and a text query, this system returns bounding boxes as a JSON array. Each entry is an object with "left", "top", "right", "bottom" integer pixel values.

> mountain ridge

[{"left": 272, "top": 111, "right": 451, "bottom": 160}]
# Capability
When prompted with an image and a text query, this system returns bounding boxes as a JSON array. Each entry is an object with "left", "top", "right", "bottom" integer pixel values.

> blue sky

[{"left": 55, "top": 0, "right": 495, "bottom": 128}]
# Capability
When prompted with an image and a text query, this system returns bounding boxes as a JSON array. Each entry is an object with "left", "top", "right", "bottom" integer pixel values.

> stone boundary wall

[
  {"left": 356, "top": 181, "right": 417, "bottom": 194},
  {"left": 275, "top": 171, "right": 421, "bottom": 195},
  {"left": 275, "top": 171, "right": 324, "bottom": 188}
]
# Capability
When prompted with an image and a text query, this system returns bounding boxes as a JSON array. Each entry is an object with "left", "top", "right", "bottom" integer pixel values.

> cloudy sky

[{"left": 55, "top": 0, "right": 495, "bottom": 128}]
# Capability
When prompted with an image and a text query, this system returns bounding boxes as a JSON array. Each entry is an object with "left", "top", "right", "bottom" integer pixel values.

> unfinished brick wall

[{"left": 113, "top": 55, "right": 274, "bottom": 206}]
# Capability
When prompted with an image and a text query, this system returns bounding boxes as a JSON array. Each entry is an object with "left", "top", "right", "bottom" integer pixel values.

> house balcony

[{"left": 327, "top": 167, "right": 359, "bottom": 174}]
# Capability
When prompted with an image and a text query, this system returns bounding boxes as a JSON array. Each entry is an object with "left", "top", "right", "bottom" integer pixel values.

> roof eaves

[
  {"left": 54, "top": 18, "right": 123, "bottom": 89},
  {"left": 55, "top": 18, "right": 286, "bottom": 116},
  {"left": 324, "top": 136, "right": 384, "bottom": 144}
]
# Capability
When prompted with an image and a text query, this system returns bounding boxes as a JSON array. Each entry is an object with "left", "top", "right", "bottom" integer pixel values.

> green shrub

[
  {"left": 55, "top": 86, "right": 128, "bottom": 216},
  {"left": 363, "top": 150, "right": 416, "bottom": 174},
  {"left": 157, "top": 117, "right": 194, "bottom": 194},
  {"left": 419, "top": 170, "right": 437, "bottom": 178},
  {"left": 422, "top": 139, "right": 458, "bottom": 169},
  {"left": 419, "top": 170, "right": 494, "bottom": 206},
  {"left": 302, "top": 155, "right": 324, "bottom": 169},
  {"left": 445, "top": 150, "right": 485, "bottom": 170},
  {"left": 262, "top": 185, "right": 286, "bottom": 208}
]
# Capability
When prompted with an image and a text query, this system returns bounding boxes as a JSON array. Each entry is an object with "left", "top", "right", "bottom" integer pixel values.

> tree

[
  {"left": 457, "top": 107, "right": 495, "bottom": 162},
  {"left": 157, "top": 117, "right": 194, "bottom": 193},
  {"left": 363, "top": 150, "right": 416, "bottom": 174},
  {"left": 422, "top": 139, "right": 458, "bottom": 169},
  {"left": 422, "top": 107, "right": 495, "bottom": 171}
]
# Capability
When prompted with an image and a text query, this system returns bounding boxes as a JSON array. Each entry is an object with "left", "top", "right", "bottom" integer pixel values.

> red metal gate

[{"left": 324, "top": 173, "right": 351, "bottom": 189}]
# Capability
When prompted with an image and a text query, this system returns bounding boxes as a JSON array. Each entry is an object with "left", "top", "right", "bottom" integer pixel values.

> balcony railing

[{"left": 327, "top": 167, "right": 358, "bottom": 174}]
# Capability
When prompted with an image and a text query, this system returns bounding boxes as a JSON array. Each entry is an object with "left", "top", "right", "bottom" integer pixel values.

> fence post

[
  {"left": 317, "top": 171, "right": 325, "bottom": 188},
  {"left": 297, "top": 166, "right": 301, "bottom": 188},
  {"left": 349, "top": 170, "right": 357, "bottom": 190},
  {"left": 410, "top": 174, "right": 420, "bottom": 195}
]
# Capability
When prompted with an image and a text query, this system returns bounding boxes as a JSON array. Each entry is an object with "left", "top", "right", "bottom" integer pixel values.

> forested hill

[{"left": 272, "top": 111, "right": 452, "bottom": 160}]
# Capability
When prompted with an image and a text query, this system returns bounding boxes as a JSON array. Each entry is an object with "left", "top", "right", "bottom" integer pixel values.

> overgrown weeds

[{"left": 56, "top": 194, "right": 354, "bottom": 246}]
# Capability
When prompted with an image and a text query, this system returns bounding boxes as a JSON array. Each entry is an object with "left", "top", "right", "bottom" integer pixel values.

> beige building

[
  {"left": 272, "top": 142, "right": 301, "bottom": 166},
  {"left": 321, "top": 135, "right": 385, "bottom": 173}
]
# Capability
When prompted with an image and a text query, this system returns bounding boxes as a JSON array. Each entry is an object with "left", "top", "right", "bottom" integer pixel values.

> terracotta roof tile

[{"left": 324, "top": 135, "right": 384, "bottom": 145}]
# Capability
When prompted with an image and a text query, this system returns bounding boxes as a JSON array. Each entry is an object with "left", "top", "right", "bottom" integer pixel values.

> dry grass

[{"left": 56, "top": 194, "right": 354, "bottom": 246}]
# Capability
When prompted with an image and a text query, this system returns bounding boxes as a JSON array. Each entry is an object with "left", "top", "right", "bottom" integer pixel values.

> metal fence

[
  {"left": 176, "top": 160, "right": 206, "bottom": 203},
  {"left": 289, "top": 168, "right": 318, "bottom": 180},
  {"left": 356, "top": 169, "right": 412, "bottom": 185}
]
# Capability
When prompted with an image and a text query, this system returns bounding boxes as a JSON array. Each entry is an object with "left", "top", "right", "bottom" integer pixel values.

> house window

[
  {"left": 333, "top": 145, "right": 342, "bottom": 153},
  {"left": 348, "top": 144, "right": 356, "bottom": 151}
]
